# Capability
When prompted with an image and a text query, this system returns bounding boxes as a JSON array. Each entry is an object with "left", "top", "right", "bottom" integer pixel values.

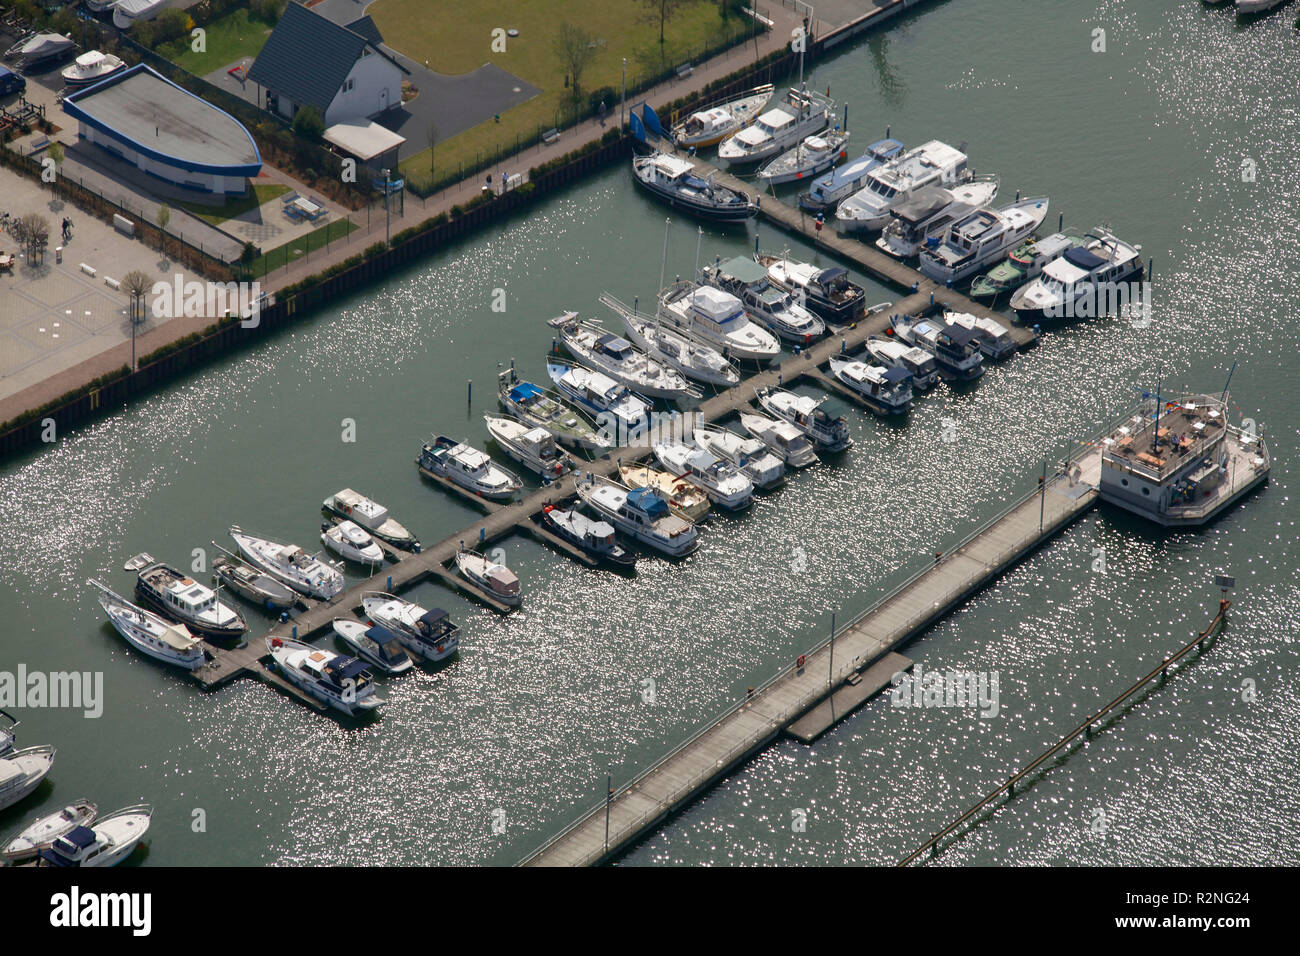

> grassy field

[
  {"left": 251, "top": 218, "right": 359, "bottom": 277},
  {"left": 368, "top": 0, "right": 757, "bottom": 186},
  {"left": 159, "top": 8, "right": 274, "bottom": 76},
  {"left": 178, "top": 183, "right": 290, "bottom": 226}
]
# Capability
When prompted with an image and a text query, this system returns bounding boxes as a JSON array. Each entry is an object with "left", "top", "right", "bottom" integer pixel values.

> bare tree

[
  {"left": 156, "top": 203, "right": 170, "bottom": 258},
  {"left": 19, "top": 213, "right": 49, "bottom": 263},
  {"left": 641, "top": 0, "right": 688, "bottom": 47},
  {"left": 426, "top": 122, "right": 437, "bottom": 183},
  {"left": 553, "top": 22, "right": 598, "bottom": 101},
  {"left": 123, "top": 270, "right": 152, "bottom": 325}
]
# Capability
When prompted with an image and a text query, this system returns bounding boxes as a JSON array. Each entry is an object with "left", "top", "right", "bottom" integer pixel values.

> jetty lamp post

[{"left": 382, "top": 168, "right": 392, "bottom": 247}]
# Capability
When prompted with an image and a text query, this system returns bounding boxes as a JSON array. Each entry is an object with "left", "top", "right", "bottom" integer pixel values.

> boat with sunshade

[
  {"left": 88, "top": 579, "right": 206, "bottom": 670},
  {"left": 670, "top": 83, "right": 774, "bottom": 148},
  {"left": 537, "top": 505, "right": 637, "bottom": 567},
  {"left": 331, "top": 619, "right": 414, "bottom": 674},
  {"left": 828, "top": 356, "right": 914, "bottom": 416},
  {"left": 229, "top": 527, "right": 344, "bottom": 599},
  {"left": 576, "top": 475, "right": 700, "bottom": 557},
  {"left": 757, "top": 253, "right": 867, "bottom": 326},
  {"left": 266, "top": 637, "right": 383, "bottom": 716},
  {"left": 547, "top": 361, "right": 652, "bottom": 441},
  {"left": 1, "top": 799, "right": 97, "bottom": 863},
  {"left": 890, "top": 314, "right": 985, "bottom": 381},
  {"left": 497, "top": 368, "right": 611, "bottom": 453},
  {"left": 1009, "top": 229, "right": 1144, "bottom": 322},
  {"left": 362, "top": 593, "right": 460, "bottom": 663},
  {"left": 36, "top": 805, "right": 151, "bottom": 868},
  {"left": 865, "top": 335, "right": 939, "bottom": 391}
]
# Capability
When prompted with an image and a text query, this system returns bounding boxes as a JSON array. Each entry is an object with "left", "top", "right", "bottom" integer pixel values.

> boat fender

[
  {"left": 279, "top": 611, "right": 289, "bottom": 623},
  {"left": 796, "top": 654, "right": 806, "bottom": 669}
]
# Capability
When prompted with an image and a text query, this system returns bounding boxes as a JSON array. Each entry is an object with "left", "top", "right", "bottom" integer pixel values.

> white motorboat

[
  {"left": 693, "top": 422, "right": 785, "bottom": 489},
  {"left": 943, "top": 311, "right": 1016, "bottom": 360},
  {"left": 1009, "top": 229, "right": 1144, "bottom": 322},
  {"left": 362, "top": 593, "right": 460, "bottom": 663},
  {"left": 0, "top": 745, "right": 55, "bottom": 813},
  {"left": 657, "top": 282, "right": 781, "bottom": 362},
  {"left": 417, "top": 436, "right": 523, "bottom": 501},
  {"left": 134, "top": 558, "right": 246, "bottom": 640},
  {"left": 918, "top": 196, "right": 1050, "bottom": 285},
  {"left": 88, "top": 579, "right": 206, "bottom": 670},
  {"left": 738, "top": 412, "right": 819, "bottom": 468},
  {"left": 798, "top": 136, "right": 906, "bottom": 213},
  {"left": 671, "top": 83, "right": 774, "bottom": 148},
  {"left": 865, "top": 335, "right": 940, "bottom": 390},
  {"left": 113, "top": 0, "right": 169, "bottom": 30},
  {"left": 320, "top": 520, "right": 385, "bottom": 566},
  {"left": 575, "top": 475, "right": 699, "bottom": 557},
  {"left": 757, "top": 254, "right": 867, "bottom": 326},
  {"left": 969, "top": 231, "right": 1081, "bottom": 300},
  {"left": 828, "top": 356, "right": 914, "bottom": 416},
  {"left": 603, "top": 293, "right": 740, "bottom": 388},
  {"left": 0, "top": 710, "right": 15, "bottom": 758},
  {"left": 498, "top": 369, "right": 612, "bottom": 453},
  {"left": 618, "top": 463, "right": 712, "bottom": 523},
  {"left": 485, "top": 413, "right": 576, "bottom": 480},
  {"left": 547, "top": 312, "right": 695, "bottom": 400},
  {"left": 61, "top": 50, "right": 126, "bottom": 88},
  {"left": 454, "top": 548, "right": 522, "bottom": 607},
  {"left": 1236, "top": 0, "right": 1287, "bottom": 14},
  {"left": 701, "top": 256, "right": 825, "bottom": 345},
  {"left": 875, "top": 178, "right": 1001, "bottom": 258},
  {"left": 546, "top": 362, "right": 652, "bottom": 442},
  {"left": 755, "top": 385, "right": 852, "bottom": 452},
  {"left": 538, "top": 505, "right": 637, "bottom": 567},
  {"left": 5, "top": 32, "right": 74, "bottom": 66},
  {"left": 835, "top": 140, "right": 973, "bottom": 234},
  {"left": 323, "top": 489, "right": 420, "bottom": 552},
  {"left": 718, "top": 87, "right": 833, "bottom": 164},
  {"left": 653, "top": 440, "right": 755, "bottom": 510},
  {"left": 1, "top": 799, "right": 96, "bottom": 863},
  {"left": 266, "top": 637, "right": 383, "bottom": 716},
  {"left": 229, "top": 527, "right": 345, "bottom": 599},
  {"left": 889, "top": 314, "right": 984, "bottom": 381},
  {"left": 757, "top": 129, "right": 850, "bottom": 185},
  {"left": 331, "top": 619, "right": 413, "bottom": 674},
  {"left": 37, "top": 805, "right": 152, "bottom": 868}
]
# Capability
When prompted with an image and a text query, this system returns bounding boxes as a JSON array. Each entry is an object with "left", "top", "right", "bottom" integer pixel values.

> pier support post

[
  {"left": 387, "top": 575, "right": 393, "bottom": 590},
  {"left": 292, "top": 625, "right": 297, "bottom": 639},
  {"left": 604, "top": 774, "right": 612, "bottom": 852},
  {"left": 1007, "top": 776, "right": 1014, "bottom": 796}
]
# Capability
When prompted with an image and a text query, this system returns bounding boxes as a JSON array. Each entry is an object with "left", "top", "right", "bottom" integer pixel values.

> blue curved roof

[{"left": 62, "top": 64, "right": 261, "bottom": 177}]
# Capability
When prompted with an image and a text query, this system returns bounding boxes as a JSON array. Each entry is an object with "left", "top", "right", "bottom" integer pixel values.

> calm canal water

[{"left": 1, "top": 0, "right": 1296, "bottom": 866}]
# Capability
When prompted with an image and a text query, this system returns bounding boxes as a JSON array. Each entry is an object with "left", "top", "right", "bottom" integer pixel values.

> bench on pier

[
  {"left": 28, "top": 135, "right": 49, "bottom": 153},
  {"left": 541, "top": 127, "right": 560, "bottom": 145},
  {"left": 675, "top": 62, "right": 694, "bottom": 79}
]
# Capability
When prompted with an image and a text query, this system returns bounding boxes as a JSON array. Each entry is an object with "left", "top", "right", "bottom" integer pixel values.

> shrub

[{"left": 292, "top": 106, "right": 324, "bottom": 143}]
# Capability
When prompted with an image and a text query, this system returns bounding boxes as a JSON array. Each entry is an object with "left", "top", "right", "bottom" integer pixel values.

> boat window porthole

[
  {"left": 1121, "top": 478, "right": 1128, "bottom": 486},
  {"left": 1142, "top": 487, "right": 1149, "bottom": 495}
]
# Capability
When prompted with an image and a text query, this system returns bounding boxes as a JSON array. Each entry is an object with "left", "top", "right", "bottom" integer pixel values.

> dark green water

[{"left": 1, "top": 0, "right": 1296, "bottom": 866}]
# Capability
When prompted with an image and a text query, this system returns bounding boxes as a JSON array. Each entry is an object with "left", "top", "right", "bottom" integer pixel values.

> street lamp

[{"left": 382, "top": 167, "right": 391, "bottom": 246}]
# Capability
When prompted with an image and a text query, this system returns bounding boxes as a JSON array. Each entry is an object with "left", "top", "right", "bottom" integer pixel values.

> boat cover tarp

[
  {"left": 63, "top": 826, "right": 97, "bottom": 849},
  {"left": 813, "top": 267, "right": 848, "bottom": 285},
  {"left": 1063, "top": 246, "right": 1107, "bottom": 271},
  {"left": 626, "top": 487, "right": 669, "bottom": 518},
  {"left": 881, "top": 366, "right": 911, "bottom": 383},
  {"left": 365, "top": 624, "right": 402, "bottom": 647},
  {"left": 509, "top": 382, "right": 544, "bottom": 403},
  {"left": 893, "top": 186, "right": 952, "bottom": 223}
]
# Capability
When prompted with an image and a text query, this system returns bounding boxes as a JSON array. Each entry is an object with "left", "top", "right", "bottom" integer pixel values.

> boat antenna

[
  {"left": 694, "top": 225, "right": 702, "bottom": 279},
  {"left": 1152, "top": 365, "right": 1162, "bottom": 454},
  {"left": 658, "top": 217, "right": 671, "bottom": 301},
  {"left": 1219, "top": 358, "right": 1236, "bottom": 406}
]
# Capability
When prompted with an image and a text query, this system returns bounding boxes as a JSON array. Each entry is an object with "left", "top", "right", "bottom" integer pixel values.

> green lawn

[
  {"left": 159, "top": 8, "right": 274, "bottom": 76},
  {"left": 368, "top": 0, "right": 757, "bottom": 186},
  {"left": 178, "top": 183, "right": 290, "bottom": 226},
  {"left": 251, "top": 218, "right": 359, "bottom": 277}
]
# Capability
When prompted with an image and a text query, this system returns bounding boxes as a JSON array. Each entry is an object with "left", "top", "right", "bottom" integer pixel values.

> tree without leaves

[
  {"left": 426, "top": 122, "right": 437, "bottom": 182},
  {"left": 19, "top": 213, "right": 48, "bottom": 262},
  {"left": 552, "top": 22, "right": 598, "bottom": 101},
  {"left": 641, "top": 0, "right": 689, "bottom": 47},
  {"left": 122, "top": 270, "right": 152, "bottom": 325}
]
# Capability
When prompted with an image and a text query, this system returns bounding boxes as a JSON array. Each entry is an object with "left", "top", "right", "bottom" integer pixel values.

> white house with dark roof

[{"left": 247, "top": 0, "right": 405, "bottom": 126}]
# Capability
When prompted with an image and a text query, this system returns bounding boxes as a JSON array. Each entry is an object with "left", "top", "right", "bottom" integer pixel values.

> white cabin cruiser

[
  {"left": 321, "top": 520, "right": 385, "bottom": 566},
  {"left": 671, "top": 83, "right": 774, "bottom": 148},
  {"left": 618, "top": 463, "right": 712, "bottom": 523},
  {"left": 331, "top": 619, "right": 413, "bottom": 674},
  {"left": 758, "top": 255, "right": 867, "bottom": 326},
  {"left": 61, "top": 50, "right": 126, "bottom": 88},
  {"left": 836, "top": 140, "right": 973, "bottom": 235},
  {"left": 37, "top": 805, "right": 151, "bottom": 868},
  {"left": 653, "top": 440, "right": 755, "bottom": 510},
  {"left": 134, "top": 558, "right": 246, "bottom": 640},
  {"left": 88, "top": 579, "right": 206, "bottom": 670},
  {"left": 875, "top": 179, "right": 1001, "bottom": 258},
  {"left": 828, "top": 356, "right": 914, "bottom": 416},
  {"left": 0, "top": 711, "right": 15, "bottom": 758},
  {"left": 546, "top": 362, "right": 652, "bottom": 441},
  {"left": 738, "top": 412, "right": 819, "bottom": 468},
  {"left": 266, "top": 637, "right": 383, "bottom": 716},
  {"left": 575, "top": 475, "right": 699, "bottom": 557},
  {"left": 657, "top": 282, "right": 781, "bottom": 362},
  {"left": 757, "top": 130, "right": 850, "bottom": 186},
  {"left": 865, "top": 335, "right": 939, "bottom": 390},
  {"left": 538, "top": 505, "right": 637, "bottom": 567},
  {"left": 943, "top": 311, "right": 1016, "bottom": 360},
  {"left": 547, "top": 312, "right": 694, "bottom": 400},
  {"left": 607, "top": 295, "right": 741, "bottom": 388},
  {"left": 918, "top": 197, "right": 1050, "bottom": 285},
  {"left": 362, "top": 593, "right": 460, "bottom": 662},
  {"left": 0, "top": 745, "right": 55, "bottom": 813},
  {"left": 718, "top": 87, "right": 833, "bottom": 164},
  {"left": 755, "top": 386, "right": 852, "bottom": 452},
  {"left": 1010, "top": 229, "right": 1144, "bottom": 322},
  {"left": 484, "top": 413, "right": 576, "bottom": 480},
  {"left": 417, "top": 436, "right": 523, "bottom": 501},
  {"left": 2, "top": 799, "right": 96, "bottom": 863},
  {"left": 701, "top": 256, "right": 825, "bottom": 345},
  {"left": 694, "top": 422, "right": 785, "bottom": 489},
  {"left": 890, "top": 314, "right": 984, "bottom": 381},
  {"left": 323, "top": 489, "right": 420, "bottom": 552},
  {"left": 454, "top": 548, "right": 522, "bottom": 606},
  {"left": 798, "top": 136, "right": 906, "bottom": 213},
  {"left": 229, "top": 527, "right": 345, "bottom": 599}
]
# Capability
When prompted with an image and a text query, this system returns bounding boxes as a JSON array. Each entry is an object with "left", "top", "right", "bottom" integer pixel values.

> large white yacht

[
  {"left": 875, "top": 179, "right": 1001, "bottom": 259},
  {"left": 575, "top": 475, "right": 700, "bottom": 557},
  {"left": 417, "top": 436, "right": 523, "bottom": 501},
  {"left": 718, "top": 87, "right": 834, "bottom": 164},
  {"left": 918, "top": 197, "right": 1050, "bottom": 285},
  {"left": 88, "top": 579, "right": 206, "bottom": 670},
  {"left": 836, "top": 140, "right": 973, "bottom": 234},
  {"left": 229, "top": 527, "right": 345, "bottom": 599},
  {"left": 657, "top": 282, "right": 780, "bottom": 362},
  {"left": 546, "top": 312, "right": 694, "bottom": 399},
  {"left": 1010, "top": 229, "right": 1144, "bottom": 322},
  {"left": 266, "top": 638, "right": 383, "bottom": 716},
  {"left": 37, "top": 805, "right": 152, "bottom": 868}
]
